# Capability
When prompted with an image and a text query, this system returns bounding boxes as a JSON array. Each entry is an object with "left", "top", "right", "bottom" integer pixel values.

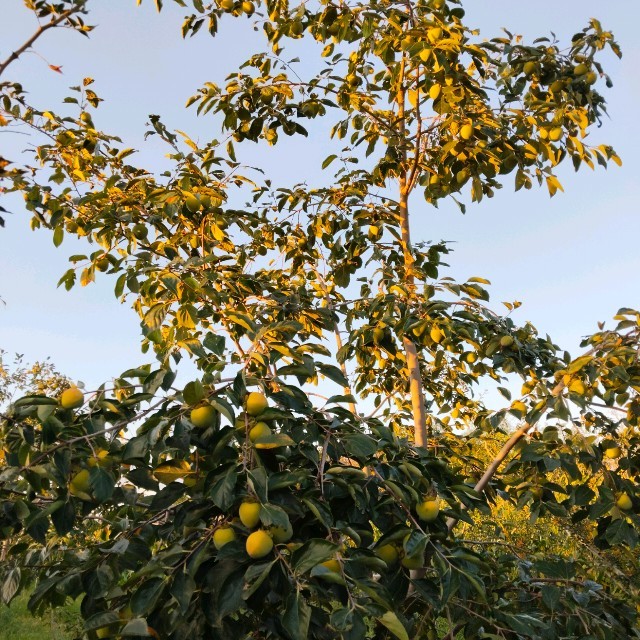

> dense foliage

[{"left": 1, "top": 1, "right": 639, "bottom": 638}]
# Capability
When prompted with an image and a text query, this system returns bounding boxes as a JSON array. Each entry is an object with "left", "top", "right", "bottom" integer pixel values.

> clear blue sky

[{"left": 1, "top": 1, "right": 639, "bottom": 392}]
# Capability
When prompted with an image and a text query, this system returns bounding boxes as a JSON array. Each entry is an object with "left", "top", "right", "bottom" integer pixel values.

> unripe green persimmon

[
  {"left": 269, "top": 522, "right": 294, "bottom": 543},
  {"left": 401, "top": 553, "right": 423, "bottom": 570}
]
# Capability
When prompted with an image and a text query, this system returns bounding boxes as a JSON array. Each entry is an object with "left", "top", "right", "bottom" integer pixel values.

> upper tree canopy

[{"left": 1, "top": 1, "right": 639, "bottom": 639}]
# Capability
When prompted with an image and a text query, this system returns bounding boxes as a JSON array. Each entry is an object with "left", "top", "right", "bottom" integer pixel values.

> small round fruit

[
  {"left": 465, "top": 352, "right": 477, "bottom": 364},
  {"left": 246, "top": 391, "right": 268, "bottom": 416},
  {"left": 246, "top": 530, "right": 274, "bottom": 558},
  {"left": 401, "top": 553, "right": 423, "bottom": 570},
  {"left": 574, "top": 63, "right": 589, "bottom": 76},
  {"left": 430, "top": 326, "right": 444, "bottom": 344},
  {"left": 241, "top": 0, "right": 255, "bottom": 15},
  {"left": 320, "top": 559, "right": 340, "bottom": 573},
  {"left": 429, "top": 83, "right": 441, "bottom": 100},
  {"left": 500, "top": 335, "right": 514, "bottom": 348},
  {"left": 290, "top": 20, "right": 304, "bottom": 37},
  {"left": 190, "top": 404, "right": 216, "bottom": 429},
  {"left": 239, "top": 501, "right": 261, "bottom": 529},
  {"left": 269, "top": 522, "right": 293, "bottom": 543},
  {"left": 460, "top": 123, "right": 474, "bottom": 140},
  {"left": 416, "top": 498, "right": 440, "bottom": 522},
  {"left": 604, "top": 445, "right": 622, "bottom": 459},
  {"left": 213, "top": 526, "right": 236, "bottom": 550},
  {"left": 185, "top": 195, "right": 202, "bottom": 212},
  {"left": 132, "top": 223, "right": 148, "bottom": 240},
  {"left": 219, "top": 0, "right": 234, "bottom": 10},
  {"left": 523, "top": 61, "right": 537, "bottom": 76},
  {"left": 60, "top": 387, "right": 84, "bottom": 409},
  {"left": 616, "top": 493, "right": 633, "bottom": 511},
  {"left": 585, "top": 71, "right": 597, "bottom": 85},
  {"left": 249, "top": 422, "right": 272, "bottom": 442},
  {"left": 375, "top": 544, "right": 399, "bottom": 567},
  {"left": 456, "top": 168, "right": 470, "bottom": 185},
  {"left": 548, "top": 127, "right": 563, "bottom": 142},
  {"left": 368, "top": 225, "right": 380, "bottom": 240}
]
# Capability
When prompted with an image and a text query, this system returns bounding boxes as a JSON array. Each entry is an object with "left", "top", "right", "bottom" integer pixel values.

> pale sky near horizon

[{"left": 1, "top": 1, "right": 639, "bottom": 395}]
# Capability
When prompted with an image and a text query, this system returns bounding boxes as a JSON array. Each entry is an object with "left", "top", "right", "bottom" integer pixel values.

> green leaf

[
  {"left": 378, "top": 611, "right": 409, "bottom": 640},
  {"left": 282, "top": 592, "right": 311, "bottom": 640},
  {"left": 291, "top": 539, "right": 338, "bottom": 575},
  {"left": 183, "top": 379, "right": 205, "bottom": 405},
  {"left": 131, "top": 577, "right": 166, "bottom": 617},
  {"left": 209, "top": 466, "right": 238, "bottom": 511}
]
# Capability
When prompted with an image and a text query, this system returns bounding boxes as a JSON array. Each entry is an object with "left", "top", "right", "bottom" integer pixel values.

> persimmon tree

[{"left": 1, "top": 1, "right": 640, "bottom": 638}]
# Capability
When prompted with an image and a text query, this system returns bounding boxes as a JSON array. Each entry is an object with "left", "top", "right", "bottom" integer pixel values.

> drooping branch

[
  {"left": 0, "top": 4, "right": 85, "bottom": 78},
  {"left": 446, "top": 377, "right": 568, "bottom": 532}
]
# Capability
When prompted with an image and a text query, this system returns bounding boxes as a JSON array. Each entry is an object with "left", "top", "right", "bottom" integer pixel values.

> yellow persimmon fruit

[
  {"left": 430, "top": 326, "right": 444, "bottom": 344},
  {"left": 416, "top": 498, "right": 440, "bottom": 522},
  {"left": 246, "top": 530, "right": 274, "bottom": 558},
  {"left": 320, "top": 559, "right": 340, "bottom": 573},
  {"left": 249, "top": 422, "right": 272, "bottom": 442},
  {"left": 429, "top": 83, "right": 441, "bottom": 100},
  {"left": 460, "top": 123, "right": 474, "bottom": 140},
  {"left": 246, "top": 391, "right": 268, "bottom": 416},
  {"left": 604, "top": 445, "right": 622, "bottom": 459},
  {"left": 616, "top": 493, "right": 633, "bottom": 511},
  {"left": 190, "top": 404, "right": 216, "bottom": 429},
  {"left": 239, "top": 501, "right": 261, "bottom": 529},
  {"left": 60, "top": 387, "right": 84, "bottom": 409},
  {"left": 213, "top": 526, "right": 236, "bottom": 550},
  {"left": 375, "top": 544, "right": 399, "bottom": 567}
]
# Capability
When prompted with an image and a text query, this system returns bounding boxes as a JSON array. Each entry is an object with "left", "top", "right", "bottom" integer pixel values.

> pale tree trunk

[{"left": 396, "top": 57, "right": 428, "bottom": 448}]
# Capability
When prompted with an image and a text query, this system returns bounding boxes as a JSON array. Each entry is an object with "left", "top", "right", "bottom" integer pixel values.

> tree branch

[{"left": 0, "top": 5, "right": 84, "bottom": 78}]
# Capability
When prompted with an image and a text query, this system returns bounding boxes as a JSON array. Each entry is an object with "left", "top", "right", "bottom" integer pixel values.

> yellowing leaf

[
  {"left": 378, "top": 612, "right": 409, "bottom": 640},
  {"left": 153, "top": 460, "right": 192, "bottom": 484}
]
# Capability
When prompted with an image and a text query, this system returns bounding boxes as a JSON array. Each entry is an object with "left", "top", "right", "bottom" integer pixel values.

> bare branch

[{"left": 0, "top": 4, "right": 85, "bottom": 78}]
